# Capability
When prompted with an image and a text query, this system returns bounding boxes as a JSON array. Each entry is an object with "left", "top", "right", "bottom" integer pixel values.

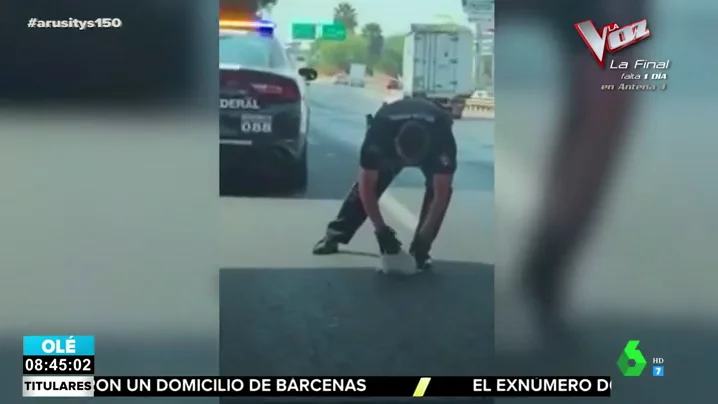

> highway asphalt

[{"left": 219, "top": 82, "right": 496, "bottom": 383}]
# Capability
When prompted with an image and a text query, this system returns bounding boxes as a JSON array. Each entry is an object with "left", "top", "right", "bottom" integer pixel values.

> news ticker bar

[{"left": 23, "top": 376, "right": 611, "bottom": 397}]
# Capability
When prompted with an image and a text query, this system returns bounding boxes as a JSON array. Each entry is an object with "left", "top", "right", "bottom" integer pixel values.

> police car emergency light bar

[{"left": 220, "top": 19, "right": 275, "bottom": 36}]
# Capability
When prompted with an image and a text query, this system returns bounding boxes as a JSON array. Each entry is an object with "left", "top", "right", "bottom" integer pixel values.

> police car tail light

[
  {"left": 250, "top": 83, "right": 283, "bottom": 94},
  {"left": 251, "top": 80, "right": 299, "bottom": 101}
]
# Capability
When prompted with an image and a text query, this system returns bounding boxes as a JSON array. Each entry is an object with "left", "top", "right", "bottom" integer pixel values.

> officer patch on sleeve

[{"left": 439, "top": 153, "right": 451, "bottom": 166}]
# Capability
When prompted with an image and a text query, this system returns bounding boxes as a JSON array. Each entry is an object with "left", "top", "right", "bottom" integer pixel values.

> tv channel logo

[
  {"left": 23, "top": 336, "right": 95, "bottom": 356},
  {"left": 617, "top": 340, "right": 647, "bottom": 376},
  {"left": 617, "top": 340, "right": 665, "bottom": 376}
]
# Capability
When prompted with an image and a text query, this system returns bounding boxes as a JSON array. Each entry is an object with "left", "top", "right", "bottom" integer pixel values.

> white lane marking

[
  {"left": 379, "top": 191, "right": 419, "bottom": 232},
  {"left": 495, "top": 149, "right": 541, "bottom": 217}
]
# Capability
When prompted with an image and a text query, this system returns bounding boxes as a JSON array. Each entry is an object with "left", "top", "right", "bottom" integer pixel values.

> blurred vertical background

[
  {"left": 495, "top": 0, "right": 717, "bottom": 402},
  {"left": 0, "top": 1, "right": 219, "bottom": 403}
]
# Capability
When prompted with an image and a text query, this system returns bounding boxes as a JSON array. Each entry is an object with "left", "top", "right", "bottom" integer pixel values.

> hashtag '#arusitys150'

[{"left": 27, "top": 18, "right": 122, "bottom": 30}]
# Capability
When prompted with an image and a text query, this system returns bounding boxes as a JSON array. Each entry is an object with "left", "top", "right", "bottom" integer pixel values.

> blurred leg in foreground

[{"left": 517, "top": 0, "right": 650, "bottom": 344}]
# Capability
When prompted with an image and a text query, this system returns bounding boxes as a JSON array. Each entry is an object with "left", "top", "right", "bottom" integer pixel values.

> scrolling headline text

[{"left": 22, "top": 376, "right": 611, "bottom": 397}]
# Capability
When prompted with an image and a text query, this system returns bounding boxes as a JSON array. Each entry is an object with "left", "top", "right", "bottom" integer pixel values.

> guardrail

[{"left": 464, "top": 98, "right": 494, "bottom": 112}]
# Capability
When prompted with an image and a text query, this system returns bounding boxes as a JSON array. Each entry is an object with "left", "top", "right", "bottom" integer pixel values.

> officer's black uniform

[{"left": 321, "top": 97, "right": 457, "bottom": 248}]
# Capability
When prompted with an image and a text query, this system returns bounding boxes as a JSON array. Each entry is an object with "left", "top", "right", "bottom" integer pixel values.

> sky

[{"left": 267, "top": 0, "right": 472, "bottom": 42}]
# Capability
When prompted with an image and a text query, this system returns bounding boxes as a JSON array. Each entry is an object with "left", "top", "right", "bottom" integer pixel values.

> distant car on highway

[
  {"left": 333, "top": 73, "right": 349, "bottom": 85},
  {"left": 219, "top": 27, "right": 317, "bottom": 193}
]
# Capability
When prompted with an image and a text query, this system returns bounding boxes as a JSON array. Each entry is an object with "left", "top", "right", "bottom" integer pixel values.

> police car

[{"left": 220, "top": 20, "right": 317, "bottom": 193}]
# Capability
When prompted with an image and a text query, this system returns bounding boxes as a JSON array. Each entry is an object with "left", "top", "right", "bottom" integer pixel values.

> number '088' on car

[{"left": 219, "top": 28, "right": 317, "bottom": 193}]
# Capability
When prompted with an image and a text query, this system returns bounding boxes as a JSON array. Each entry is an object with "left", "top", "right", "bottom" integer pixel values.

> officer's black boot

[{"left": 312, "top": 236, "right": 339, "bottom": 255}]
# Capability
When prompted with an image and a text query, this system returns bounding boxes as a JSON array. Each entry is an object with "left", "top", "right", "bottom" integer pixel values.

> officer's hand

[
  {"left": 375, "top": 225, "right": 402, "bottom": 255},
  {"left": 409, "top": 233, "right": 430, "bottom": 260}
]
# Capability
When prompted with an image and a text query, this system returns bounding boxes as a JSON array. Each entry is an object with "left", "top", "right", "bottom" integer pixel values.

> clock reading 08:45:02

[{"left": 23, "top": 355, "right": 95, "bottom": 375}]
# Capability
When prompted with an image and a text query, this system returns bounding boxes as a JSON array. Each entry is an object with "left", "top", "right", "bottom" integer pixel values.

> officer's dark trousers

[{"left": 325, "top": 167, "right": 451, "bottom": 247}]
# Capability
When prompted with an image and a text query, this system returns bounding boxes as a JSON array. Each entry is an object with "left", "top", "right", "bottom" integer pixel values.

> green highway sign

[
  {"left": 292, "top": 23, "right": 317, "bottom": 40},
  {"left": 320, "top": 24, "right": 346, "bottom": 40}
]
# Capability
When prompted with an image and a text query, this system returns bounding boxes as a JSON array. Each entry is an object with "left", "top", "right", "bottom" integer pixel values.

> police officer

[{"left": 312, "top": 97, "right": 456, "bottom": 270}]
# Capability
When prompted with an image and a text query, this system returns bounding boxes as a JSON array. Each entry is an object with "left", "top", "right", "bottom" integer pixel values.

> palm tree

[
  {"left": 361, "top": 22, "right": 383, "bottom": 70},
  {"left": 333, "top": 2, "right": 358, "bottom": 35},
  {"left": 257, "top": 0, "right": 277, "bottom": 9},
  {"left": 361, "top": 22, "right": 382, "bottom": 38}
]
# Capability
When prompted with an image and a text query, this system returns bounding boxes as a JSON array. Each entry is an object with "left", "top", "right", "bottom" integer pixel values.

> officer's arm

[
  {"left": 419, "top": 127, "right": 456, "bottom": 237},
  {"left": 358, "top": 124, "right": 387, "bottom": 230}
]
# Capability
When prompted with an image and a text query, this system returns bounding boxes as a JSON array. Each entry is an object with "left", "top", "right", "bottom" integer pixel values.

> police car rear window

[
  {"left": 220, "top": 32, "right": 271, "bottom": 67},
  {"left": 220, "top": 31, "right": 288, "bottom": 69}
]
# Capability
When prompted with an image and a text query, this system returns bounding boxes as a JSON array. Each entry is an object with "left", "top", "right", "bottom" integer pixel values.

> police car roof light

[{"left": 219, "top": 19, "right": 275, "bottom": 30}]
